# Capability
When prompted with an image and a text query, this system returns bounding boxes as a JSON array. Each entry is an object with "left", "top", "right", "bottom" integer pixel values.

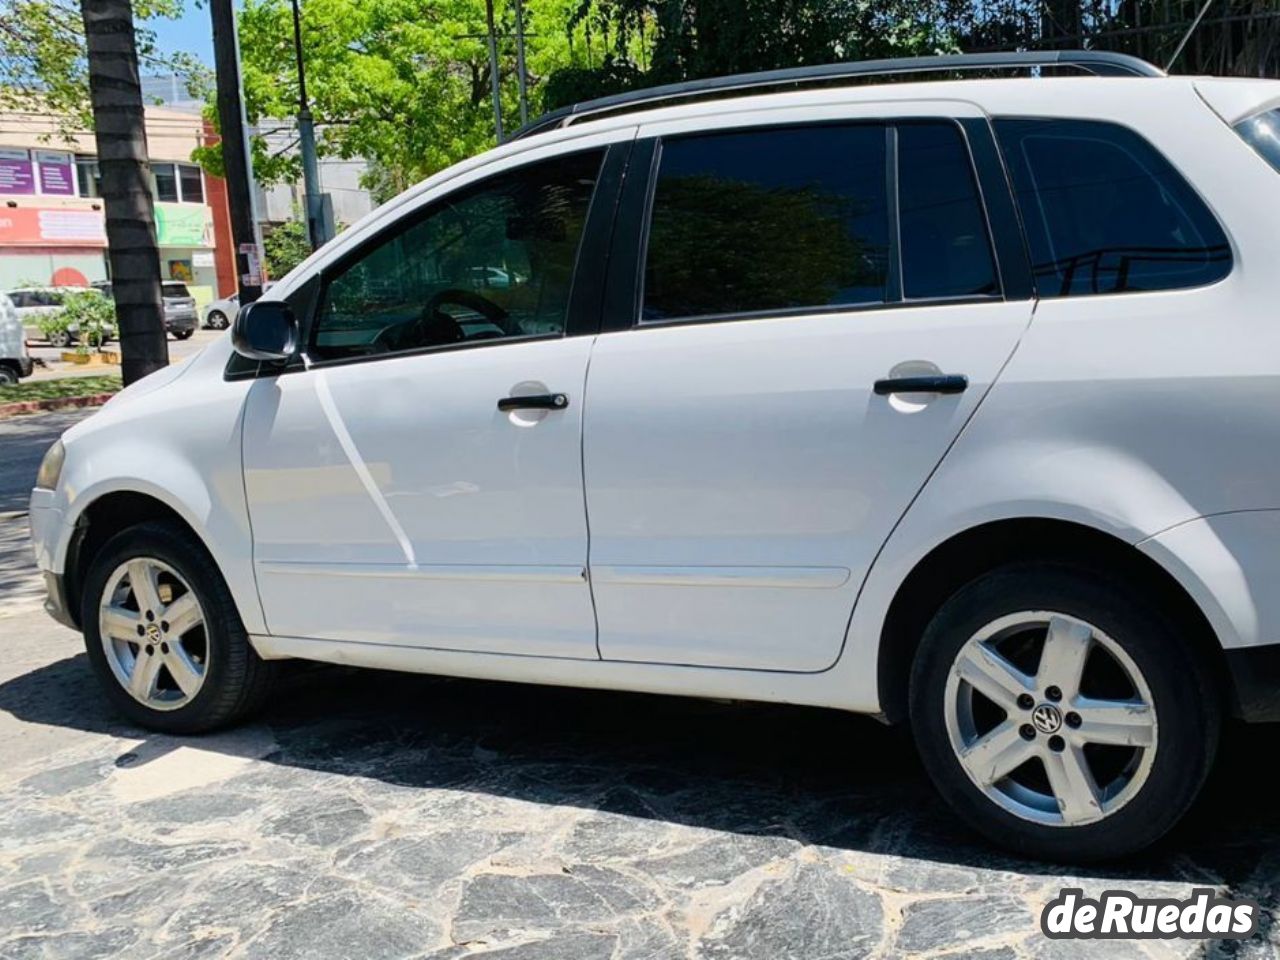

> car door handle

[
  {"left": 873, "top": 375, "right": 969, "bottom": 396},
  {"left": 497, "top": 393, "right": 570, "bottom": 412}
]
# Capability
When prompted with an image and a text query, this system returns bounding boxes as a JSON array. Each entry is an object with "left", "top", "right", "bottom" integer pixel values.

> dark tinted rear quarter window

[
  {"left": 643, "top": 124, "right": 890, "bottom": 321},
  {"left": 995, "top": 119, "right": 1230, "bottom": 297},
  {"left": 897, "top": 123, "right": 998, "bottom": 300}
]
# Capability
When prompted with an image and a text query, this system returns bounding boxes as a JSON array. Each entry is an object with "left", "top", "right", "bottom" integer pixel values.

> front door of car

[
  {"left": 583, "top": 106, "right": 1036, "bottom": 671},
  {"left": 241, "top": 141, "right": 626, "bottom": 658}
]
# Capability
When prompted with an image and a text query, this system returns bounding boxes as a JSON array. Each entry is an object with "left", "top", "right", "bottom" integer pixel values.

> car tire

[
  {"left": 909, "top": 561, "right": 1219, "bottom": 862},
  {"left": 48, "top": 331, "right": 71, "bottom": 348},
  {"left": 173, "top": 330, "right": 194, "bottom": 341},
  {"left": 80, "top": 520, "right": 277, "bottom": 734},
  {"left": 0, "top": 365, "right": 17, "bottom": 385},
  {"left": 207, "top": 311, "right": 228, "bottom": 330}
]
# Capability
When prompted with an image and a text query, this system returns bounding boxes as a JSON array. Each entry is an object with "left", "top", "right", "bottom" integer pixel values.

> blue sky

[{"left": 144, "top": 7, "right": 219, "bottom": 67}]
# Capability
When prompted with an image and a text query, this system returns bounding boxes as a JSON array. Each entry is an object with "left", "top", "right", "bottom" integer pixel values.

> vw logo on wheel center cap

[
  {"left": 145, "top": 623, "right": 162, "bottom": 643},
  {"left": 1032, "top": 703, "right": 1063, "bottom": 735}
]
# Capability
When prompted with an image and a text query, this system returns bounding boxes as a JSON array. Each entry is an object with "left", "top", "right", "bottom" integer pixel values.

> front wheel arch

[
  {"left": 67, "top": 491, "right": 208, "bottom": 632},
  {"left": 876, "top": 517, "right": 1228, "bottom": 726}
]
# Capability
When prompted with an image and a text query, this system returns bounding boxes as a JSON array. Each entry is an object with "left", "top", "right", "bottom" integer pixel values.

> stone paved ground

[{"left": 1, "top": 513, "right": 1278, "bottom": 959}]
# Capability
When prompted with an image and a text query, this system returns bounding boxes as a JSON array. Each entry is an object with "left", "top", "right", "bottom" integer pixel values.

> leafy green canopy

[
  {"left": 209, "top": 0, "right": 608, "bottom": 201},
  {"left": 0, "top": 0, "right": 207, "bottom": 136}
]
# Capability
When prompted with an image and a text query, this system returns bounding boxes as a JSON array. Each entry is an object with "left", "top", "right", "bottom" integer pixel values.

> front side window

[
  {"left": 642, "top": 124, "right": 891, "bottom": 322},
  {"left": 312, "top": 150, "right": 602, "bottom": 362},
  {"left": 152, "top": 162, "right": 179, "bottom": 203},
  {"left": 995, "top": 118, "right": 1230, "bottom": 297}
]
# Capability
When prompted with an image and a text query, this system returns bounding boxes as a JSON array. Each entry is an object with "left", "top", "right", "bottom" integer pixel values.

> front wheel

[
  {"left": 172, "top": 330, "right": 194, "bottom": 341},
  {"left": 81, "top": 520, "right": 276, "bottom": 733},
  {"left": 910, "top": 562, "right": 1219, "bottom": 861},
  {"left": 47, "top": 330, "right": 71, "bottom": 348},
  {"left": 206, "top": 311, "right": 228, "bottom": 330},
  {"left": 0, "top": 365, "right": 17, "bottom": 385}
]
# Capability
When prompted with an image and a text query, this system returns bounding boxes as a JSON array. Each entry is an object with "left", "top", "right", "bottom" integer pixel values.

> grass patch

[{"left": 0, "top": 374, "right": 122, "bottom": 404}]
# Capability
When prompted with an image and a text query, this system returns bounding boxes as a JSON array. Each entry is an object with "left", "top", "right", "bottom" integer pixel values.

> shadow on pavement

[{"left": 1, "top": 649, "right": 1277, "bottom": 901}]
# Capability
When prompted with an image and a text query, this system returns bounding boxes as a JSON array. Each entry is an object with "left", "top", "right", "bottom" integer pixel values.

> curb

[{"left": 0, "top": 392, "right": 115, "bottom": 420}]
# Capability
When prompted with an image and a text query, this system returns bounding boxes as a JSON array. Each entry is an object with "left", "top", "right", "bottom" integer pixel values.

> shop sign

[
  {"left": 155, "top": 202, "right": 212, "bottom": 247},
  {"left": 0, "top": 148, "right": 35, "bottom": 195},
  {"left": 35, "top": 151, "right": 75, "bottom": 196},
  {"left": 0, "top": 206, "right": 106, "bottom": 246}
]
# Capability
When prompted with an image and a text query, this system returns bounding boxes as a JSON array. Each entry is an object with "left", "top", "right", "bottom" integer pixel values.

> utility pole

[
  {"left": 513, "top": 0, "right": 529, "bottom": 126},
  {"left": 484, "top": 0, "right": 503, "bottom": 143},
  {"left": 210, "top": 0, "right": 264, "bottom": 304},
  {"left": 291, "top": 0, "right": 331, "bottom": 249}
]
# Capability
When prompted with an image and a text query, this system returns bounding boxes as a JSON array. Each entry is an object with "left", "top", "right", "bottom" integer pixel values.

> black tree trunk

[{"left": 80, "top": 0, "right": 168, "bottom": 385}]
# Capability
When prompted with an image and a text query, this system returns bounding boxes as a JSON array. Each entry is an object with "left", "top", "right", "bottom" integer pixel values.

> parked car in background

[
  {"left": 27, "top": 51, "right": 1280, "bottom": 862},
  {"left": 204, "top": 282, "right": 275, "bottom": 330},
  {"left": 0, "top": 291, "right": 34, "bottom": 384},
  {"left": 95, "top": 281, "right": 198, "bottom": 340},
  {"left": 7, "top": 287, "right": 116, "bottom": 348}
]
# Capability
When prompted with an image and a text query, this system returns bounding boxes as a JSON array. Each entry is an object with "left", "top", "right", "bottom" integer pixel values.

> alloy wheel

[
  {"left": 943, "top": 611, "right": 1157, "bottom": 827},
  {"left": 98, "top": 557, "right": 210, "bottom": 711}
]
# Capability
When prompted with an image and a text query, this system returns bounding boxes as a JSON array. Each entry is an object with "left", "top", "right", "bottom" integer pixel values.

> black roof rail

[{"left": 511, "top": 50, "right": 1163, "bottom": 141}]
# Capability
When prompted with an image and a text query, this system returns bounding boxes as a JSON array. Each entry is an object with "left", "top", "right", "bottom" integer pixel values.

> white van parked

[{"left": 26, "top": 52, "right": 1280, "bottom": 860}]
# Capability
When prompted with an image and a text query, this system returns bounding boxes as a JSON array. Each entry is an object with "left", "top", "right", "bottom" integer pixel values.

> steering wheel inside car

[{"left": 372, "top": 288, "right": 511, "bottom": 353}]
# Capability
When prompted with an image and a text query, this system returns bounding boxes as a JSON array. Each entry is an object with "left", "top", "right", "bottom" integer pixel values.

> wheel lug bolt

[
  {"left": 161, "top": 642, "right": 169, "bottom": 655},
  {"left": 1017, "top": 693, "right": 1034, "bottom": 710},
  {"left": 145, "top": 610, "right": 155, "bottom": 622},
  {"left": 145, "top": 645, "right": 154, "bottom": 655},
  {"left": 1048, "top": 735, "right": 1065, "bottom": 752},
  {"left": 1065, "top": 712, "right": 1082, "bottom": 728},
  {"left": 1045, "top": 686, "right": 1062, "bottom": 702},
  {"left": 161, "top": 621, "right": 169, "bottom": 633},
  {"left": 1019, "top": 724, "right": 1036, "bottom": 740},
  {"left": 136, "top": 625, "right": 145, "bottom": 637}
]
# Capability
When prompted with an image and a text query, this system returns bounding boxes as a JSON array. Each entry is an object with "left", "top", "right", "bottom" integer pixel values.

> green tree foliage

[
  {"left": 263, "top": 218, "right": 313, "bottom": 278},
  {"left": 542, "top": 0, "right": 964, "bottom": 107},
  {"left": 205, "top": 0, "right": 611, "bottom": 195},
  {"left": 0, "top": 0, "right": 207, "bottom": 137}
]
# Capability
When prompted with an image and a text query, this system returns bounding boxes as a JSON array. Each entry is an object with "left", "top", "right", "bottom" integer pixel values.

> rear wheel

[
  {"left": 81, "top": 520, "right": 276, "bottom": 733},
  {"left": 0, "top": 365, "right": 17, "bottom": 385},
  {"left": 910, "top": 562, "right": 1219, "bottom": 861},
  {"left": 173, "top": 330, "right": 194, "bottom": 341},
  {"left": 47, "top": 330, "right": 71, "bottom": 348}
]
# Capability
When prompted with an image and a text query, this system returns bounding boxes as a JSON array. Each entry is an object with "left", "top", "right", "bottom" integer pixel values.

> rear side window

[
  {"left": 995, "top": 119, "right": 1230, "bottom": 297},
  {"left": 1236, "top": 108, "right": 1280, "bottom": 172},
  {"left": 642, "top": 125, "right": 891, "bottom": 321},
  {"left": 897, "top": 123, "right": 998, "bottom": 300}
]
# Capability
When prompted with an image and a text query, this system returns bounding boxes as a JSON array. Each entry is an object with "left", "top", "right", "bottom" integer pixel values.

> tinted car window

[
  {"left": 642, "top": 124, "right": 890, "bottom": 321},
  {"left": 995, "top": 119, "right": 1230, "bottom": 297},
  {"left": 163, "top": 282, "right": 191, "bottom": 298},
  {"left": 313, "top": 150, "right": 602, "bottom": 362},
  {"left": 898, "top": 123, "right": 998, "bottom": 300}
]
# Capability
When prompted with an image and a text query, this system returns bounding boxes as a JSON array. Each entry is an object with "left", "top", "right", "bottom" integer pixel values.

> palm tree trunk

[{"left": 80, "top": 0, "right": 168, "bottom": 385}]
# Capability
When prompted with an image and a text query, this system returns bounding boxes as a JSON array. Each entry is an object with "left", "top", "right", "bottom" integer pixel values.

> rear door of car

[{"left": 582, "top": 101, "right": 1035, "bottom": 671}]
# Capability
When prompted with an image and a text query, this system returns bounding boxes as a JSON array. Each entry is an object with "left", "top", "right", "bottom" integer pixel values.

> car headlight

[{"left": 35, "top": 439, "right": 65, "bottom": 490}]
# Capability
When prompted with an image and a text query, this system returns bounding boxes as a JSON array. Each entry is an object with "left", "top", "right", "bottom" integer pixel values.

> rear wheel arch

[{"left": 875, "top": 517, "right": 1228, "bottom": 725}]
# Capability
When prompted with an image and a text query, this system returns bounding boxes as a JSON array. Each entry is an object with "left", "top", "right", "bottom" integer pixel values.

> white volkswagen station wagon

[{"left": 28, "top": 51, "right": 1280, "bottom": 860}]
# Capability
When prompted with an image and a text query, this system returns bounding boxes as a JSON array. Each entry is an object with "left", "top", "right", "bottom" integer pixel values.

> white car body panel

[{"left": 26, "top": 74, "right": 1280, "bottom": 719}]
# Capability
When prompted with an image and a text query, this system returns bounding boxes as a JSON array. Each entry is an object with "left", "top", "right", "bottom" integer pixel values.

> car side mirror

[{"left": 231, "top": 300, "right": 298, "bottom": 361}]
